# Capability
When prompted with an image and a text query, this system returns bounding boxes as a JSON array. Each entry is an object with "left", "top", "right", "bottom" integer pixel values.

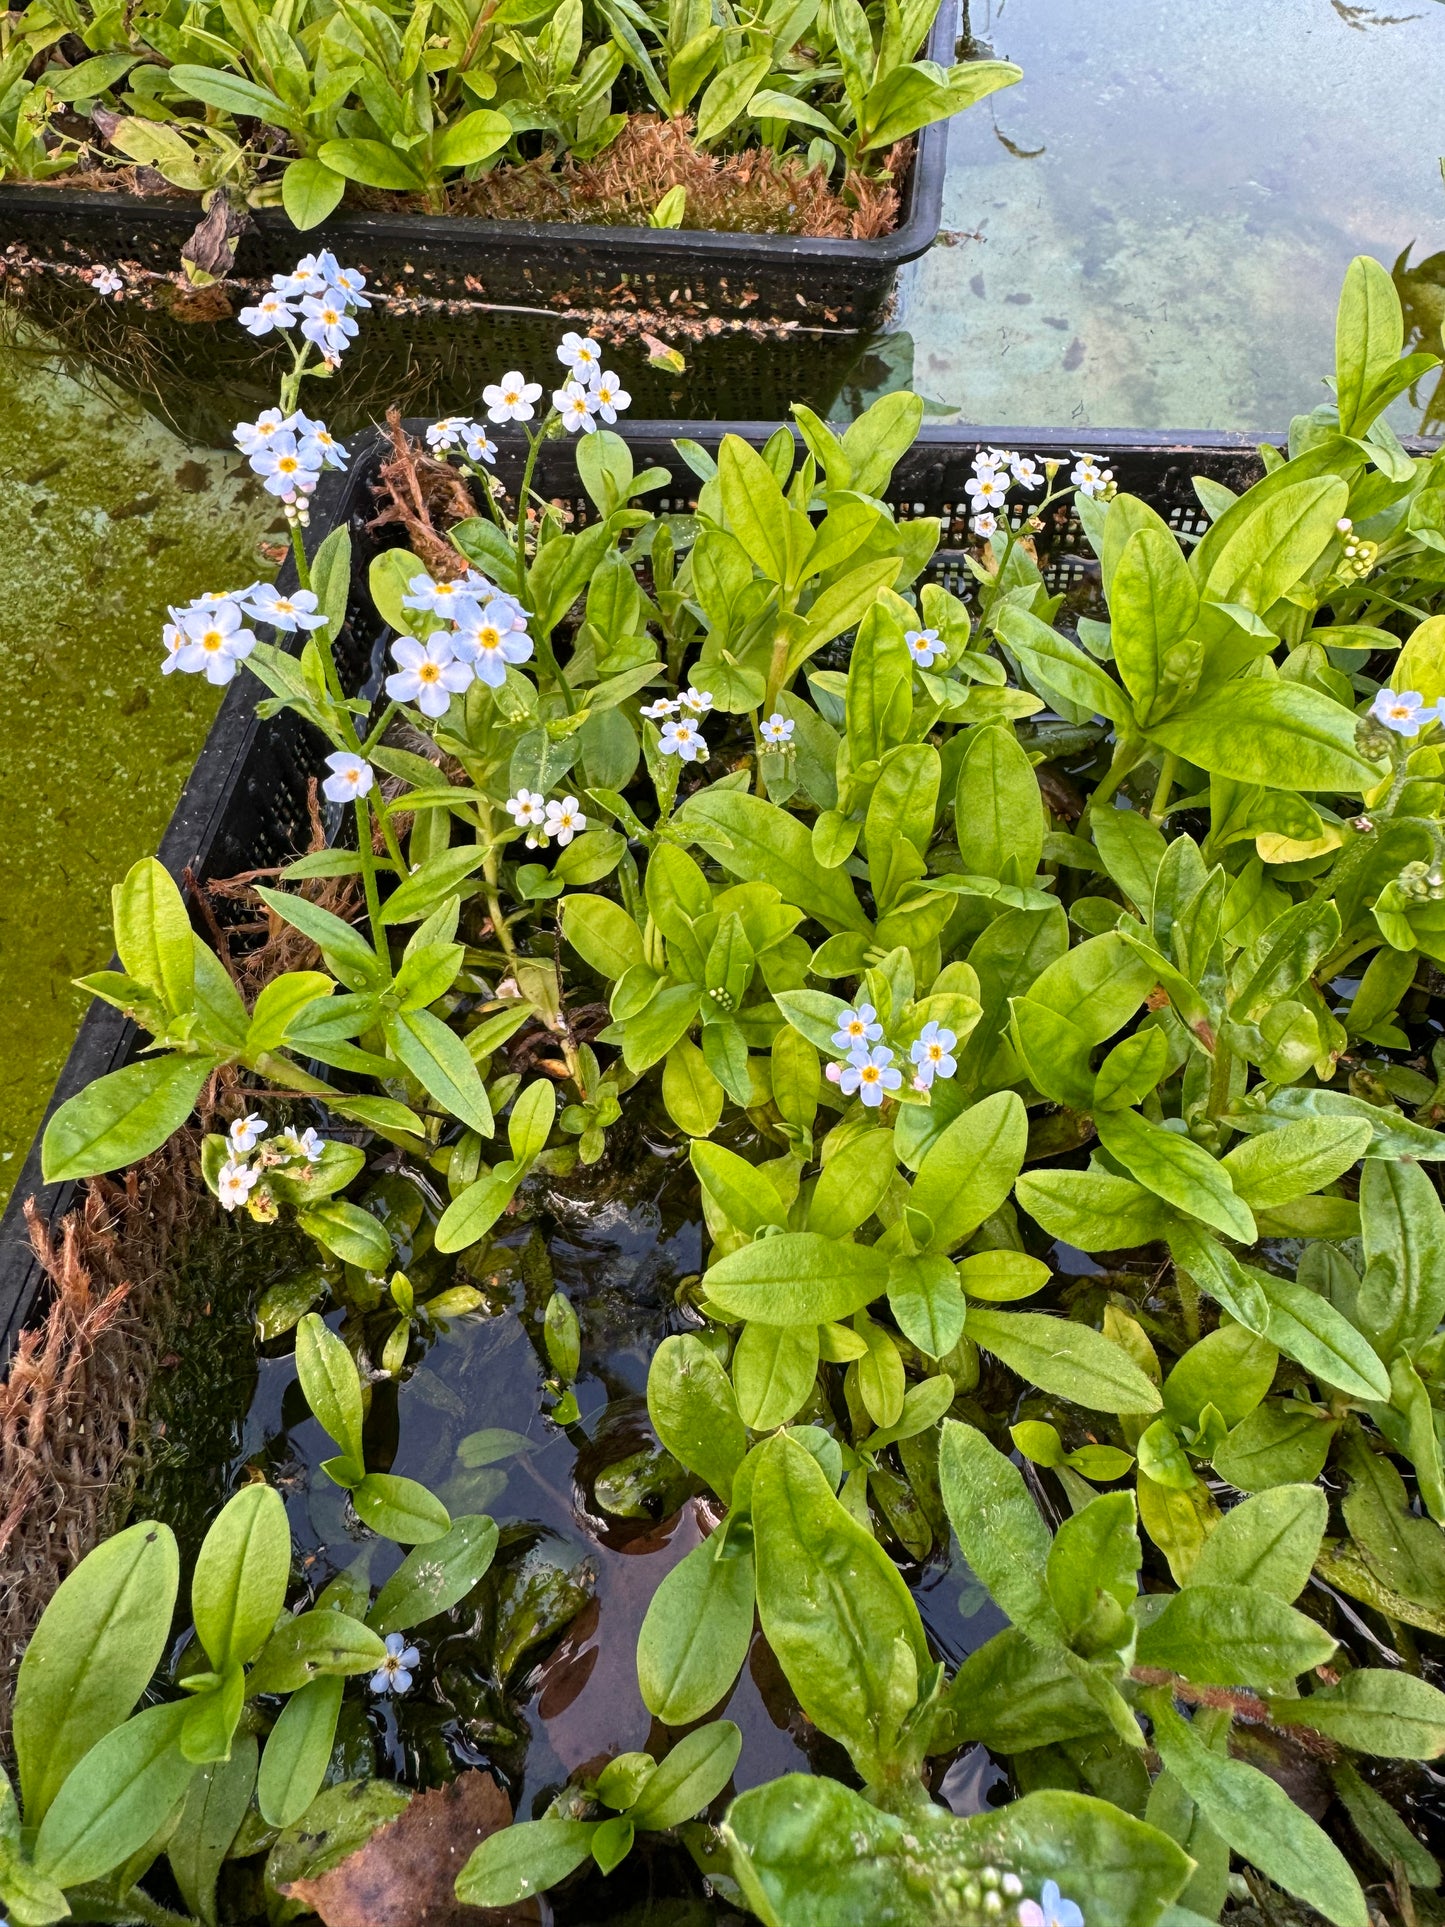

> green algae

[{"left": 0, "top": 325, "right": 277, "bottom": 1209}]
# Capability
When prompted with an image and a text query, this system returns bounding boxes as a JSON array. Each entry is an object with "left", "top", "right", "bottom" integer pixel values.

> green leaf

[
  {"left": 1199, "top": 474, "right": 1349, "bottom": 613},
  {"left": 1332, "top": 1759, "right": 1440, "bottom": 1888},
  {"left": 384, "top": 1006, "right": 494, "bottom": 1136},
  {"left": 1110, "top": 526, "right": 1199, "bottom": 717},
  {"left": 281, "top": 157, "right": 346, "bottom": 228},
  {"left": 662, "top": 1037, "right": 724, "bottom": 1136},
  {"left": 114, "top": 856, "right": 194, "bottom": 1015},
  {"left": 1219, "top": 1116, "right": 1371, "bottom": 1208},
  {"left": 169, "top": 62, "right": 293, "bottom": 123},
  {"left": 456, "top": 1818, "right": 597, "bottom": 1907},
  {"left": 909, "top": 1090, "right": 1028, "bottom": 1254},
  {"left": 679, "top": 790, "right": 870, "bottom": 934},
  {"left": 295, "top": 1313, "right": 365, "bottom": 1464},
  {"left": 1148, "top": 1695, "right": 1367, "bottom": 1927},
  {"left": 1150, "top": 679, "right": 1378, "bottom": 792},
  {"left": 351, "top": 1472, "right": 451, "bottom": 1544},
  {"left": 697, "top": 49, "right": 773, "bottom": 139},
  {"left": 317, "top": 136, "right": 424, "bottom": 189},
  {"left": 1246, "top": 1267, "right": 1392, "bottom": 1401},
  {"left": 1094, "top": 1108, "right": 1255, "bottom": 1243},
  {"left": 968, "top": 1309, "right": 1162, "bottom": 1416},
  {"left": 433, "top": 106, "right": 510, "bottom": 166},
  {"left": 637, "top": 1529, "right": 755, "bottom": 1725},
  {"left": 937, "top": 1420, "right": 1059, "bottom": 1646},
  {"left": 508, "top": 1079, "right": 555, "bottom": 1162},
  {"left": 807, "top": 1130, "right": 897, "bottom": 1238},
  {"left": 379, "top": 846, "right": 486, "bottom": 925},
  {"left": 1015, "top": 1169, "right": 1177, "bottom": 1250},
  {"left": 41, "top": 1054, "right": 214, "bottom": 1182},
  {"left": 733, "top": 1319, "right": 819, "bottom": 1428},
  {"left": 629, "top": 1720, "right": 742, "bottom": 1829},
  {"left": 434, "top": 1165, "right": 519, "bottom": 1255},
  {"left": 192, "top": 1482, "right": 290, "bottom": 1672},
  {"left": 1274, "top": 1668, "right": 1445, "bottom": 1760},
  {"left": 296, "top": 1199, "right": 394, "bottom": 1270},
  {"left": 717, "top": 433, "right": 794, "bottom": 584},
  {"left": 1335, "top": 254, "right": 1405, "bottom": 437},
  {"left": 1187, "top": 1485, "right": 1325, "bottom": 1600},
  {"left": 703, "top": 1234, "right": 891, "bottom": 1325},
  {"left": 170, "top": 1732, "right": 258, "bottom": 1926},
  {"left": 253, "top": 885, "right": 381, "bottom": 989},
  {"left": 1357, "top": 1155, "right": 1445, "bottom": 1357},
  {"left": 886, "top": 1253, "right": 966, "bottom": 1357},
  {"left": 15, "top": 1518, "right": 179, "bottom": 1823},
  {"left": 33, "top": 1699, "right": 192, "bottom": 1888},
  {"left": 1136, "top": 1583, "right": 1336, "bottom": 1687},
  {"left": 245, "top": 1609, "right": 384, "bottom": 1696},
  {"left": 647, "top": 1334, "right": 747, "bottom": 1503},
  {"left": 1212, "top": 1399, "right": 1337, "bottom": 1492},
  {"left": 1046, "top": 1491, "right": 1141, "bottom": 1641},
  {"left": 369, "top": 1515, "right": 499, "bottom": 1634},
  {"left": 751, "top": 1435, "right": 929, "bottom": 1784},
  {"left": 561, "top": 892, "right": 645, "bottom": 979},
  {"left": 1227, "top": 1084, "right": 1445, "bottom": 1159},
  {"left": 256, "top": 1676, "right": 342, "bottom": 1829}
]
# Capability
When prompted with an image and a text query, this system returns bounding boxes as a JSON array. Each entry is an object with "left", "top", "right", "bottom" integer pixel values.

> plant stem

[
  {"left": 1149, "top": 751, "right": 1178, "bottom": 825},
  {"left": 362, "top": 699, "right": 400, "bottom": 754},
  {"left": 289, "top": 518, "right": 312, "bottom": 593},
  {"left": 355, "top": 795, "right": 386, "bottom": 948},
  {"left": 480, "top": 806, "right": 521, "bottom": 966},
  {"left": 1079, "top": 736, "right": 1140, "bottom": 838}
]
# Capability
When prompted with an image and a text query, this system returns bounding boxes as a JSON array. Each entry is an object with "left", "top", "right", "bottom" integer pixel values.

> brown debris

[
  {"left": 365, "top": 409, "right": 475, "bottom": 579},
  {"left": 280, "top": 1771, "right": 540, "bottom": 1925}
]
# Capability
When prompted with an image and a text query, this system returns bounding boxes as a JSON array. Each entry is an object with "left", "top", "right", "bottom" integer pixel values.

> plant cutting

[{"left": 10, "top": 253, "right": 1445, "bottom": 1926}]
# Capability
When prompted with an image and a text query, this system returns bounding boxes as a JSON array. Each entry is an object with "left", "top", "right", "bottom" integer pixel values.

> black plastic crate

[{"left": 0, "top": 418, "right": 1269, "bottom": 1354}]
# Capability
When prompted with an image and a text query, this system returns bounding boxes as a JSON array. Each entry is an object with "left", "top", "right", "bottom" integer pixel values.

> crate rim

[{"left": 0, "top": 413, "right": 1390, "bottom": 1354}]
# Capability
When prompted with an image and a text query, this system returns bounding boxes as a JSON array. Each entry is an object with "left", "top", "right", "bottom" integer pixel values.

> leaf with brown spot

[{"left": 281, "top": 1773, "right": 540, "bottom": 1927}]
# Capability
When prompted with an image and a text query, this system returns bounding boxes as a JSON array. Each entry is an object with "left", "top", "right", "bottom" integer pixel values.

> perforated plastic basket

[{"left": 0, "top": 418, "right": 1266, "bottom": 1351}]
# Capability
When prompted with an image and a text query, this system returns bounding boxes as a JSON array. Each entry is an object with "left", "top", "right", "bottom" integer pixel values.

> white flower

[
  {"left": 426, "top": 416, "right": 471, "bottom": 451},
  {"left": 905, "top": 627, "right": 944, "bottom": 667},
  {"left": 831, "top": 1004, "right": 883, "bottom": 1052},
  {"left": 839, "top": 1045, "right": 902, "bottom": 1108},
  {"left": 464, "top": 423, "right": 498, "bottom": 466},
  {"left": 1369, "top": 688, "right": 1437, "bottom": 737},
  {"left": 1010, "top": 454, "right": 1043, "bottom": 490},
  {"left": 91, "top": 266, "right": 124, "bottom": 296},
  {"left": 177, "top": 601, "right": 257, "bottom": 684},
  {"left": 238, "top": 291, "right": 296, "bottom": 335},
  {"left": 251, "top": 434, "right": 322, "bottom": 499},
  {"left": 678, "top": 686, "right": 714, "bottom": 715},
  {"left": 300, "top": 293, "right": 358, "bottom": 359},
  {"left": 161, "top": 615, "right": 186, "bottom": 675},
  {"left": 322, "top": 751, "right": 375, "bottom": 802},
  {"left": 403, "top": 570, "right": 488, "bottom": 621},
  {"left": 554, "top": 381, "right": 598, "bottom": 434},
  {"left": 525, "top": 825, "right": 551, "bottom": 850},
  {"left": 370, "top": 1632, "right": 420, "bottom": 1695},
  {"left": 972, "top": 511, "right": 998, "bottom": 538},
  {"left": 557, "top": 332, "right": 604, "bottom": 378},
  {"left": 1018, "top": 1880, "right": 1084, "bottom": 1927},
  {"left": 384, "top": 635, "right": 473, "bottom": 718},
  {"left": 229, "top": 1112, "right": 268, "bottom": 1154},
  {"left": 760, "top": 712, "right": 794, "bottom": 745},
  {"left": 245, "top": 583, "right": 325, "bottom": 632},
  {"left": 660, "top": 718, "right": 707, "bottom": 761},
  {"left": 217, "top": 1158, "right": 260, "bottom": 1210},
  {"left": 910, "top": 1020, "right": 958, "bottom": 1087},
  {"left": 545, "top": 796, "right": 586, "bottom": 843},
  {"left": 295, "top": 1126, "right": 325, "bottom": 1161},
  {"left": 507, "top": 788, "right": 547, "bottom": 828},
  {"left": 452, "top": 599, "right": 535, "bottom": 687},
  {"left": 640, "top": 697, "right": 678, "bottom": 719},
  {"left": 588, "top": 370, "right": 630, "bottom": 423},
  {"left": 1071, "top": 453, "right": 1113, "bottom": 497},
  {"left": 272, "top": 254, "right": 330, "bottom": 298},
  {"left": 966, "top": 471, "right": 1009, "bottom": 509},
  {"left": 483, "top": 371, "right": 543, "bottom": 423},
  {"left": 234, "top": 408, "right": 289, "bottom": 457},
  {"left": 970, "top": 450, "right": 1001, "bottom": 476},
  {"left": 296, "top": 421, "right": 348, "bottom": 470}
]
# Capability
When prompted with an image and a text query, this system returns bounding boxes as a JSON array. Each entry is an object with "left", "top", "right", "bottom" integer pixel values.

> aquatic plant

[{"left": 13, "top": 252, "right": 1445, "bottom": 1926}]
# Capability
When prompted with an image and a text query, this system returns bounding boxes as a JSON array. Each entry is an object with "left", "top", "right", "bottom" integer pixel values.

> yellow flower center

[
  {"left": 202, "top": 630, "right": 223, "bottom": 651},
  {"left": 861, "top": 1065, "right": 879, "bottom": 1083},
  {"left": 418, "top": 662, "right": 441, "bottom": 683}
]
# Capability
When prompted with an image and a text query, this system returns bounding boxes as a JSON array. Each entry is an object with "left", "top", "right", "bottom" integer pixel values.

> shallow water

[
  {"left": 0, "top": 336, "right": 276, "bottom": 1206},
  {"left": 896, "top": 0, "right": 1445, "bottom": 432}
]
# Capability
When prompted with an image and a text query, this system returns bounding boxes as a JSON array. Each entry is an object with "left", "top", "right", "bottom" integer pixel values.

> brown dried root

[
  {"left": 365, "top": 408, "right": 475, "bottom": 578},
  {"left": 0, "top": 1136, "right": 201, "bottom": 1748}
]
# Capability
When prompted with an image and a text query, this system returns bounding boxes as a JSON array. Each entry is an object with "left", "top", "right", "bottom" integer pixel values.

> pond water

[
  {"left": 134, "top": 1108, "right": 1011, "bottom": 1920},
  {"left": 2, "top": 0, "right": 1444, "bottom": 1196}
]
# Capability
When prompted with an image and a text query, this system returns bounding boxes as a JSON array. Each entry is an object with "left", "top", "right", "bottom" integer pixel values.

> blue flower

[
  {"left": 910, "top": 1020, "right": 958, "bottom": 1088},
  {"left": 839, "top": 1045, "right": 902, "bottom": 1108},
  {"left": 905, "top": 627, "right": 945, "bottom": 667},
  {"left": 300, "top": 292, "right": 359, "bottom": 359},
  {"left": 371, "top": 1633, "right": 420, "bottom": 1695},
  {"left": 238, "top": 291, "right": 295, "bottom": 335},
  {"left": 831, "top": 1003, "right": 883, "bottom": 1052},
  {"left": 1018, "top": 1879, "right": 1084, "bottom": 1927},
  {"left": 1369, "top": 688, "right": 1437, "bottom": 737},
  {"left": 760, "top": 712, "right": 795, "bottom": 745}
]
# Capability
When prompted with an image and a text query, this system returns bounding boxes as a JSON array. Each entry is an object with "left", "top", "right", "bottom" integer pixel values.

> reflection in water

[
  {"left": 893, "top": 0, "right": 1445, "bottom": 432},
  {"left": 1395, "top": 244, "right": 1445, "bottom": 430}
]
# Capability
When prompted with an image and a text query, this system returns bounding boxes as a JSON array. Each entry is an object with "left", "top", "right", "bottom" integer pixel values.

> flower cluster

[
  {"left": 505, "top": 789, "right": 587, "bottom": 850},
  {"left": 472, "top": 336, "right": 632, "bottom": 436},
  {"left": 385, "top": 571, "right": 534, "bottom": 714},
  {"left": 963, "top": 446, "right": 1046, "bottom": 537},
  {"left": 161, "top": 582, "right": 327, "bottom": 686},
  {"left": 1335, "top": 516, "right": 1378, "bottom": 581},
  {"left": 217, "top": 1113, "right": 325, "bottom": 1214},
  {"left": 233, "top": 407, "right": 350, "bottom": 521},
  {"left": 238, "top": 250, "right": 371, "bottom": 353},
  {"left": 1369, "top": 687, "right": 1441, "bottom": 737},
  {"left": 823, "top": 1006, "right": 959, "bottom": 1107},
  {"left": 426, "top": 416, "right": 499, "bottom": 467},
  {"left": 641, "top": 686, "right": 713, "bottom": 761}
]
